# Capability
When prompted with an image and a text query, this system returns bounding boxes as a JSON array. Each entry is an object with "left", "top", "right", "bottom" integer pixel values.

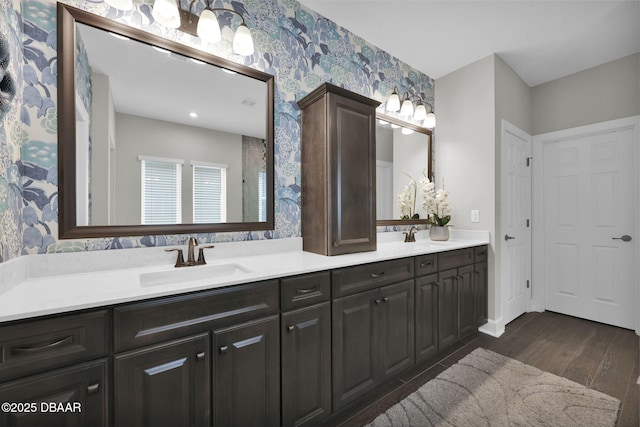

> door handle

[
  {"left": 504, "top": 234, "right": 515, "bottom": 241},
  {"left": 612, "top": 235, "right": 632, "bottom": 242}
]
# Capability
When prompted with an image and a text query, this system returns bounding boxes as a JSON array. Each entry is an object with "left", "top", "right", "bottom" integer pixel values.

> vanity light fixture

[
  {"left": 384, "top": 89, "right": 436, "bottom": 128},
  {"left": 106, "top": 0, "right": 254, "bottom": 55},
  {"left": 401, "top": 127, "right": 414, "bottom": 135},
  {"left": 159, "top": 0, "right": 254, "bottom": 56}
]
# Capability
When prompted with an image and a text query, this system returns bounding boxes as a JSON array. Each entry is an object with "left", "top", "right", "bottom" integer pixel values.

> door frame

[
  {"left": 532, "top": 116, "right": 640, "bottom": 335},
  {"left": 499, "top": 120, "right": 532, "bottom": 329}
]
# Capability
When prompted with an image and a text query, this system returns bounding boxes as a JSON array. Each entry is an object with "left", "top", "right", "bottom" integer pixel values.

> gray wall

[
  {"left": 114, "top": 113, "right": 243, "bottom": 225},
  {"left": 532, "top": 53, "right": 640, "bottom": 134}
]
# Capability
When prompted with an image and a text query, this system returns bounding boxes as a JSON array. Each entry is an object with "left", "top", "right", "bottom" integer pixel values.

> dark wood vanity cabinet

[
  {"left": 0, "top": 245, "right": 490, "bottom": 427},
  {"left": 331, "top": 259, "right": 415, "bottom": 410},
  {"left": 298, "top": 83, "right": 380, "bottom": 256},
  {"left": 112, "top": 279, "right": 280, "bottom": 427},
  {"left": 114, "top": 334, "right": 210, "bottom": 426},
  {"left": 213, "top": 316, "right": 280, "bottom": 427},
  {"left": 436, "top": 247, "right": 489, "bottom": 351},
  {"left": 0, "top": 359, "right": 108, "bottom": 427},
  {"left": 0, "top": 310, "right": 109, "bottom": 427},
  {"left": 281, "top": 273, "right": 332, "bottom": 427}
]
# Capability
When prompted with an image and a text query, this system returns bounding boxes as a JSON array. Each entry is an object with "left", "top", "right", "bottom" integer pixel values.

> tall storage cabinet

[{"left": 298, "top": 83, "right": 380, "bottom": 256}]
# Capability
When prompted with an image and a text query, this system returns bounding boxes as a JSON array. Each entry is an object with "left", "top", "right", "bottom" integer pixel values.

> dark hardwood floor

[{"left": 322, "top": 311, "right": 639, "bottom": 427}]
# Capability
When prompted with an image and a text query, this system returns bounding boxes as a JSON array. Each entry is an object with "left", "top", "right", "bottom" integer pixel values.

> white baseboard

[{"left": 478, "top": 318, "right": 505, "bottom": 338}]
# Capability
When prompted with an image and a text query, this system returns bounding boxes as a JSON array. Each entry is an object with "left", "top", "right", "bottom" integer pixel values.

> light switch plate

[{"left": 471, "top": 210, "right": 480, "bottom": 223}]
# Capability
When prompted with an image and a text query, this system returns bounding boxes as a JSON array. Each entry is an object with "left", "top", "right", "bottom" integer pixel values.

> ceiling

[{"left": 298, "top": 0, "right": 640, "bottom": 87}]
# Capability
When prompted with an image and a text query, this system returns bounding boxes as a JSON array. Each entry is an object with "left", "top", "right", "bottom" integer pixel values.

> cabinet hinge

[
  {"left": 526, "top": 157, "right": 532, "bottom": 167},
  {"left": 526, "top": 280, "right": 530, "bottom": 289},
  {"left": 526, "top": 219, "right": 530, "bottom": 228}
]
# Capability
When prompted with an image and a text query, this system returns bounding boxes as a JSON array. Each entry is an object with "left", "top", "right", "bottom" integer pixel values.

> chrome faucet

[
  {"left": 165, "top": 237, "right": 215, "bottom": 267},
  {"left": 404, "top": 226, "right": 418, "bottom": 243}
]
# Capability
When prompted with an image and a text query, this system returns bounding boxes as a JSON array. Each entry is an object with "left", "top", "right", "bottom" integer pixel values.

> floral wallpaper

[
  {"left": 1, "top": 0, "right": 434, "bottom": 261},
  {"left": 0, "top": 0, "right": 24, "bottom": 263}
]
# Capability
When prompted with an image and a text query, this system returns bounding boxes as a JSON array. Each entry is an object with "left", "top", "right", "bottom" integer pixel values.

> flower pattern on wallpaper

[
  {"left": 0, "top": 0, "right": 24, "bottom": 262},
  {"left": 10, "top": 0, "right": 434, "bottom": 258}
]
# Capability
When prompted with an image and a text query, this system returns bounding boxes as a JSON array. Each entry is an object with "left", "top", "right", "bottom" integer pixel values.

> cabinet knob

[
  {"left": 195, "top": 351, "right": 206, "bottom": 361},
  {"left": 382, "top": 297, "right": 389, "bottom": 303},
  {"left": 287, "top": 325, "right": 295, "bottom": 332},
  {"left": 219, "top": 346, "right": 228, "bottom": 354},
  {"left": 87, "top": 383, "right": 100, "bottom": 395},
  {"left": 374, "top": 299, "right": 381, "bottom": 305}
]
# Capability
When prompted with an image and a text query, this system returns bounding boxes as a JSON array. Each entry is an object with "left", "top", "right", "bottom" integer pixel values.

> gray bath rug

[{"left": 367, "top": 348, "right": 620, "bottom": 427}]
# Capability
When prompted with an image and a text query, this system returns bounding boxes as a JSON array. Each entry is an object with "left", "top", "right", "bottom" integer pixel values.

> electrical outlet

[{"left": 471, "top": 210, "right": 480, "bottom": 223}]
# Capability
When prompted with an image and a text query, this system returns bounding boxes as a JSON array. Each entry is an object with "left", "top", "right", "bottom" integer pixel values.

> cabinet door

[
  {"left": 327, "top": 92, "right": 377, "bottom": 255},
  {"left": 0, "top": 359, "right": 107, "bottom": 427},
  {"left": 458, "top": 264, "right": 476, "bottom": 338},
  {"left": 415, "top": 274, "right": 439, "bottom": 362},
  {"left": 474, "top": 261, "right": 488, "bottom": 326},
  {"left": 281, "top": 303, "right": 331, "bottom": 427},
  {"left": 332, "top": 289, "right": 379, "bottom": 410},
  {"left": 437, "top": 269, "right": 459, "bottom": 350},
  {"left": 114, "top": 334, "right": 209, "bottom": 427},
  {"left": 213, "top": 315, "right": 280, "bottom": 427},
  {"left": 379, "top": 280, "right": 415, "bottom": 381}
]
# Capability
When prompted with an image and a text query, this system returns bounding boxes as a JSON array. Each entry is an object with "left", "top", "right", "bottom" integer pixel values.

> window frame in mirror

[
  {"left": 57, "top": 3, "right": 275, "bottom": 239},
  {"left": 375, "top": 112, "right": 433, "bottom": 226}
]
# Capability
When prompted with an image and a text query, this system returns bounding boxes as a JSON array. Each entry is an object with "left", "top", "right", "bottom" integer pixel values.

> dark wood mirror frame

[
  {"left": 375, "top": 112, "right": 433, "bottom": 227},
  {"left": 57, "top": 3, "right": 275, "bottom": 239}
]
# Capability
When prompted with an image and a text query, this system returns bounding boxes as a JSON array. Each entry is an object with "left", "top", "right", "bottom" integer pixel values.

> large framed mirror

[
  {"left": 57, "top": 3, "right": 274, "bottom": 239},
  {"left": 375, "top": 112, "right": 432, "bottom": 226}
]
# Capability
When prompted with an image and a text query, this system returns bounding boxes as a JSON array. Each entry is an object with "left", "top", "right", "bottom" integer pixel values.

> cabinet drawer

[
  {"left": 437, "top": 248, "right": 474, "bottom": 270},
  {"left": 0, "top": 358, "right": 108, "bottom": 427},
  {"left": 114, "top": 280, "right": 278, "bottom": 352},
  {"left": 332, "top": 258, "right": 414, "bottom": 298},
  {"left": 0, "top": 310, "right": 109, "bottom": 382},
  {"left": 474, "top": 245, "right": 488, "bottom": 263},
  {"left": 281, "top": 271, "right": 330, "bottom": 311},
  {"left": 415, "top": 254, "right": 438, "bottom": 277}
]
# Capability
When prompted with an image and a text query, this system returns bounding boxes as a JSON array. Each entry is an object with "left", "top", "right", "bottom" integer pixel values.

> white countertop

[{"left": 0, "top": 230, "right": 489, "bottom": 323}]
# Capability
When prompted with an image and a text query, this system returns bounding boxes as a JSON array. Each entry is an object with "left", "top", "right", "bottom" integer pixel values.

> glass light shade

[
  {"left": 105, "top": 0, "right": 133, "bottom": 11},
  {"left": 401, "top": 127, "right": 414, "bottom": 135},
  {"left": 413, "top": 103, "right": 427, "bottom": 121},
  {"left": 386, "top": 92, "right": 400, "bottom": 112},
  {"left": 399, "top": 98, "right": 414, "bottom": 117},
  {"left": 424, "top": 112, "right": 436, "bottom": 129},
  {"left": 233, "top": 23, "right": 254, "bottom": 56},
  {"left": 197, "top": 9, "right": 221, "bottom": 43},
  {"left": 152, "top": 0, "right": 181, "bottom": 29}
]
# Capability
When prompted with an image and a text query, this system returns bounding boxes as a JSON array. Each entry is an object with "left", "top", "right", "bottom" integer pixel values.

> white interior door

[
  {"left": 542, "top": 124, "right": 636, "bottom": 329},
  {"left": 501, "top": 121, "right": 532, "bottom": 326}
]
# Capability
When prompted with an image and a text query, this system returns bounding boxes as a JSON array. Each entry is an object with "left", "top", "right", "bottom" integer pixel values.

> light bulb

[
  {"left": 399, "top": 98, "right": 414, "bottom": 117},
  {"left": 233, "top": 23, "right": 254, "bottom": 56},
  {"left": 424, "top": 112, "right": 436, "bottom": 129},
  {"left": 413, "top": 103, "right": 427, "bottom": 121},
  {"left": 197, "top": 9, "right": 221, "bottom": 43},
  {"left": 152, "top": 0, "right": 181, "bottom": 29},
  {"left": 386, "top": 91, "right": 400, "bottom": 112}
]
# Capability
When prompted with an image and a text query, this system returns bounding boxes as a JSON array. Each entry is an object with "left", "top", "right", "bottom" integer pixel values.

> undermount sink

[{"left": 140, "top": 263, "right": 252, "bottom": 287}]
